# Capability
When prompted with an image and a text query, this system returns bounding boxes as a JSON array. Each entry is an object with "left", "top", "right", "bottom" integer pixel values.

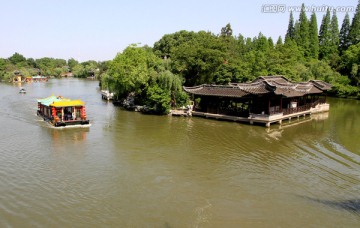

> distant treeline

[
  {"left": 1, "top": 2, "right": 360, "bottom": 114},
  {"left": 0, "top": 53, "right": 110, "bottom": 80}
]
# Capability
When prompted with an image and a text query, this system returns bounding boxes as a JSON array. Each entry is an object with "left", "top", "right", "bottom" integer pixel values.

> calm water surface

[{"left": 0, "top": 78, "right": 360, "bottom": 227}]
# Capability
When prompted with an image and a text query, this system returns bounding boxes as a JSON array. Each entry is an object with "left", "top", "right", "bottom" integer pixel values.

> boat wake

[{"left": 300, "top": 196, "right": 360, "bottom": 213}]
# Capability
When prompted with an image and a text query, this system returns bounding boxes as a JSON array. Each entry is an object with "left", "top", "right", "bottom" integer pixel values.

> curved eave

[
  {"left": 183, "top": 77, "right": 331, "bottom": 98},
  {"left": 183, "top": 85, "right": 249, "bottom": 98},
  {"left": 310, "top": 80, "right": 333, "bottom": 91}
]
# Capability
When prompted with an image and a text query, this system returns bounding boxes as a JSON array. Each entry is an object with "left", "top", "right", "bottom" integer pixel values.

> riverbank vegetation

[
  {"left": 0, "top": 52, "right": 109, "bottom": 81},
  {"left": 1, "top": 2, "right": 360, "bottom": 114}
]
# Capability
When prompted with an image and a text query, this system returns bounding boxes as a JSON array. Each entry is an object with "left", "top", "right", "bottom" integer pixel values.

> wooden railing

[
  {"left": 311, "top": 98, "right": 326, "bottom": 107},
  {"left": 194, "top": 98, "right": 327, "bottom": 117},
  {"left": 282, "top": 104, "right": 312, "bottom": 115}
]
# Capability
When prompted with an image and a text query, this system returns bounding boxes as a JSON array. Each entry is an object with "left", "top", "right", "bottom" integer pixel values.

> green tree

[
  {"left": 328, "top": 10, "right": 341, "bottom": 69},
  {"left": 268, "top": 37, "right": 274, "bottom": 48},
  {"left": 81, "top": 60, "right": 98, "bottom": 78},
  {"left": 253, "top": 33, "right": 270, "bottom": 51},
  {"left": 330, "top": 10, "right": 340, "bottom": 54},
  {"left": 276, "top": 36, "right": 283, "bottom": 47},
  {"left": 171, "top": 31, "right": 226, "bottom": 86},
  {"left": 293, "top": 20, "right": 301, "bottom": 46},
  {"left": 341, "top": 42, "right": 360, "bottom": 86},
  {"left": 153, "top": 30, "right": 196, "bottom": 58},
  {"left": 319, "top": 9, "right": 332, "bottom": 59},
  {"left": 220, "top": 23, "right": 233, "bottom": 37},
  {"left": 72, "top": 64, "right": 86, "bottom": 78},
  {"left": 339, "top": 13, "right": 351, "bottom": 53},
  {"left": 33, "top": 57, "right": 66, "bottom": 75},
  {"left": 146, "top": 70, "right": 188, "bottom": 113},
  {"left": 108, "top": 44, "right": 161, "bottom": 100},
  {"left": 285, "top": 11, "right": 295, "bottom": 42},
  {"left": 68, "top": 58, "right": 79, "bottom": 70},
  {"left": 349, "top": 0, "right": 360, "bottom": 45},
  {"left": 8, "top": 52, "right": 27, "bottom": 67},
  {"left": 108, "top": 44, "right": 188, "bottom": 113},
  {"left": 213, "top": 62, "right": 242, "bottom": 84},
  {"left": 27, "top": 58, "right": 37, "bottom": 68},
  {"left": 298, "top": 4, "right": 310, "bottom": 57},
  {"left": 54, "top": 68, "right": 64, "bottom": 77},
  {"left": 0, "top": 58, "right": 6, "bottom": 80},
  {"left": 309, "top": 12, "right": 319, "bottom": 59}
]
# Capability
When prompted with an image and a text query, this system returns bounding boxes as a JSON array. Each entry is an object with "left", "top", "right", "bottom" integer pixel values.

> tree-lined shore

[{"left": 1, "top": 2, "right": 359, "bottom": 114}]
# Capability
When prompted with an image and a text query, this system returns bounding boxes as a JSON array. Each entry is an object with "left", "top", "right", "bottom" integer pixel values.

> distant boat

[
  {"left": 19, "top": 88, "right": 26, "bottom": 93},
  {"left": 32, "top": 75, "right": 48, "bottom": 82}
]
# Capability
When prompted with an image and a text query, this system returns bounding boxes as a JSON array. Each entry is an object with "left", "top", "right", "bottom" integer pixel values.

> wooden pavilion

[{"left": 183, "top": 76, "right": 332, "bottom": 127}]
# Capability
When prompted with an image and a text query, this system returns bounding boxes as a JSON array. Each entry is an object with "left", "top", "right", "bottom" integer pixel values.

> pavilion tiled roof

[
  {"left": 183, "top": 84, "right": 248, "bottom": 98},
  {"left": 183, "top": 76, "right": 331, "bottom": 98}
]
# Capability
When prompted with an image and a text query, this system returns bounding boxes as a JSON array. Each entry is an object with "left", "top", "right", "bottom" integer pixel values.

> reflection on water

[
  {"left": 265, "top": 112, "right": 329, "bottom": 138},
  {"left": 0, "top": 79, "right": 359, "bottom": 227},
  {"left": 50, "top": 128, "right": 89, "bottom": 142}
]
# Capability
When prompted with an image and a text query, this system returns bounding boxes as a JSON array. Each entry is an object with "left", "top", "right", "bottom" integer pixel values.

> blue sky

[{"left": 0, "top": 0, "right": 357, "bottom": 61}]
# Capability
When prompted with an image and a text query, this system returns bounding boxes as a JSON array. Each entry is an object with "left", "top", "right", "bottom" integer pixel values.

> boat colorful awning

[
  {"left": 37, "top": 95, "right": 85, "bottom": 107},
  {"left": 50, "top": 100, "right": 85, "bottom": 107},
  {"left": 37, "top": 95, "right": 63, "bottom": 106}
]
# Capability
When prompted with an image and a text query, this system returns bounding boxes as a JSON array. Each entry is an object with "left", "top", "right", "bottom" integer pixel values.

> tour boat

[{"left": 37, "top": 95, "right": 90, "bottom": 127}]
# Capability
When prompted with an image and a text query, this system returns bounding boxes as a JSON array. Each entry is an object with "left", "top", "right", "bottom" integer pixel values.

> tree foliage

[
  {"left": 319, "top": 9, "right": 332, "bottom": 60},
  {"left": 309, "top": 12, "right": 319, "bottom": 59},
  {"left": 298, "top": 4, "right": 310, "bottom": 57},
  {"left": 349, "top": 0, "right": 360, "bottom": 45},
  {"left": 339, "top": 13, "right": 351, "bottom": 52},
  {"left": 285, "top": 11, "right": 295, "bottom": 42},
  {"left": 2, "top": 3, "right": 360, "bottom": 103},
  {"left": 0, "top": 53, "right": 106, "bottom": 81},
  {"left": 106, "top": 44, "right": 188, "bottom": 114}
]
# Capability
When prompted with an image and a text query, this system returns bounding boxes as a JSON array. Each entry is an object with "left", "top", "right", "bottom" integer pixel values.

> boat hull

[{"left": 37, "top": 111, "right": 90, "bottom": 128}]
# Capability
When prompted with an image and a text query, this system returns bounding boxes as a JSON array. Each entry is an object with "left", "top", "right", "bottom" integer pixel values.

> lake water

[{"left": 0, "top": 78, "right": 359, "bottom": 227}]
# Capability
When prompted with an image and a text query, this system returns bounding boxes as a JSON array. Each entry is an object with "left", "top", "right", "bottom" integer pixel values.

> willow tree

[
  {"left": 107, "top": 44, "right": 188, "bottom": 114},
  {"left": 107, "top": 44, "right": 160, "bottom": 100},
  {"left": 146, "top": 70, "right": 188, "bottom": 114}
]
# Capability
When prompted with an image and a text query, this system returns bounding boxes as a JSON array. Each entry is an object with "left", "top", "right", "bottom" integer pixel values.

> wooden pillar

[
  {"left": 61, "top": 108, "right": 64, "bottom": 121},
  {"left": 280, "top": 96, "right": 283, "bottom": 112}
]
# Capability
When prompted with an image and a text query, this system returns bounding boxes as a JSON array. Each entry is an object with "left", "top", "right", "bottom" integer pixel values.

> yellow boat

[{"left": 37, "top": 95, "right": 90, "bottom": 127}]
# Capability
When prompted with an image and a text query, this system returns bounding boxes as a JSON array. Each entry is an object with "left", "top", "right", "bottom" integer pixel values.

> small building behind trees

[{"left": 183, "top": 76, "right": 332, "bottom": 127}]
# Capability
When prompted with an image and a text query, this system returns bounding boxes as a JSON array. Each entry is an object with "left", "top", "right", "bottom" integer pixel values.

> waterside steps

[
  {"left": 101, "top": 90, "right": 114, "bottom": 101},
  {"left": 170, "top": 109, "right": 192, "bottom": 117}
]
